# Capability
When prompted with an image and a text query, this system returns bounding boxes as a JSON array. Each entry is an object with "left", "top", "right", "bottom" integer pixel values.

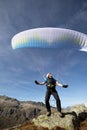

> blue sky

[{"left": 0, "top": 0, "right": 87, "bottom": 107}]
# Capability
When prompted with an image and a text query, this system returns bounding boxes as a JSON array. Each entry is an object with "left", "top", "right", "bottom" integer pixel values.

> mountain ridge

[{"left": 0, "top": 95, "right": 47, "bottom": 129}]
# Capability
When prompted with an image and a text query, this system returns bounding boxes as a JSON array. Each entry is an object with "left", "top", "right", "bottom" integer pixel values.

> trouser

[{"left": 45, "top": 89, "right": 61, "bottom": 112}]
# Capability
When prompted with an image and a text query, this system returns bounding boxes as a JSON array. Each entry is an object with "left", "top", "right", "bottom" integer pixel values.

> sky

[{"left": 0, "top": 0, "right": 87, "bottom": 107}]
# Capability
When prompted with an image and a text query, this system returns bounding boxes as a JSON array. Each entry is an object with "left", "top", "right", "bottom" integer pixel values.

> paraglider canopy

[{"left": 11, "top": 28, "right": 87, "bottom": 52}]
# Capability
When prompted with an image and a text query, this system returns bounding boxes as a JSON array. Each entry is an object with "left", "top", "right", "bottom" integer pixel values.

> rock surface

[
  {"left": 32, "top": 104, "right": 87, "bottom": 130},
  {"left": 79, "top": 118, "right": 87, "bottom": 130},
  {"left": 33, "top": 113, "right": 75, "bottom": 130}
]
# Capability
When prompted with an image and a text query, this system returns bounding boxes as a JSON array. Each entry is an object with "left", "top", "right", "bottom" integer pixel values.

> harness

[{"left": 46, "top": 78, "right": 56, "bottom": 88}]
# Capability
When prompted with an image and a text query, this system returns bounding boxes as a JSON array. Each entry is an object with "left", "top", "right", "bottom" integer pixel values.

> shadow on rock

[
  {"left": 63, "top": 111, "right": 77, "bottom": 118},
  {"left": 78, "top": 112, "right": 87, "bottom": 121}
]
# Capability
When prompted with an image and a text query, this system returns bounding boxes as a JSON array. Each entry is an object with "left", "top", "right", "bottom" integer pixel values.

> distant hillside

[{"left": 0, "top": 95, "right": 48, "bottom": 129}]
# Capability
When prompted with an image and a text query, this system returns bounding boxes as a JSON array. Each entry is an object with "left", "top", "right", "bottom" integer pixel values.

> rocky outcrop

[
  {"left": 33, "top": 113, "right": 75, "bottom": 130},
  {"left": 32, "top": 104, "right": 87, "bottom": 130}
]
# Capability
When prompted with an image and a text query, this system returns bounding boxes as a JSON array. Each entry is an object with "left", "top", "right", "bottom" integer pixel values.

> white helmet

[{"left": 46, "top": 73, "right": 53, "bottom": 78}]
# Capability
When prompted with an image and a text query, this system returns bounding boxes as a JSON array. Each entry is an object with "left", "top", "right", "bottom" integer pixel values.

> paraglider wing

[{"left": 11, "top": 28, "right": 87, "bottom": 52}]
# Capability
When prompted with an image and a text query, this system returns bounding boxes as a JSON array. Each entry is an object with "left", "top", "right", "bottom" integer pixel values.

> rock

[
  {"left": 33, "top": 113, "right": 76, "bottom": 130},
  {"left": 79, "top": 118, "right": 87, "bottom": 130},
  {"left": 68, "top": 104, "right": 87, "bottom": 123},
  {"left": 32, "top": 104, "right": 87, "bottom": 130},
  {"left": 71, "top": 104, "right": 87, "bottom": 116}
]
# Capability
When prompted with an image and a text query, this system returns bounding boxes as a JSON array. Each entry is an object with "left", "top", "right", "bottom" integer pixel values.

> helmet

[{"left": 46, "top": 73, "right": 53, "bottom": 78}]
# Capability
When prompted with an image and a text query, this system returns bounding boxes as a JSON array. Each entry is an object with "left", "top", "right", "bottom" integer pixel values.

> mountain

[
  {"left": 0, "top": 95, "right": 87, "bottom": 130},
  {"left": 0, "top": 95, "right": 47, "bottom": 129}
]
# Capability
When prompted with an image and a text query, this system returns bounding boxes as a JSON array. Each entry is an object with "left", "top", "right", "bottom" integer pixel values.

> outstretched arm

[
  {"left": 35, "top": 80, "right": 45, "bottom": 85},
  {"left": 56, "top": 81, "right": 68, "bottom": 88},
  {"left": 56, "top": 81, "right": 63, "bottom": 87},
  {"left": 39, "top": 81, "right": 45, "bottom": 85}
]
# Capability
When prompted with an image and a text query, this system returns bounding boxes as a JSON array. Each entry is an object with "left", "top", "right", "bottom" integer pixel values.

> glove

[
  {"left": 63, "top": 85, "right": 68, "bottom": 88},
  {"left": 35, "top": 80, "right": 39, "bottom": 85}
]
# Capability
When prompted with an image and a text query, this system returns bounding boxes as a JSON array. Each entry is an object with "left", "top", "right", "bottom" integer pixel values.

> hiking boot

[
  {"left": 57, "top": 112, "right": 63, "bottom": 117},
  {"left": 46, "top": 111, "right": 51, "bottom": 116}
]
